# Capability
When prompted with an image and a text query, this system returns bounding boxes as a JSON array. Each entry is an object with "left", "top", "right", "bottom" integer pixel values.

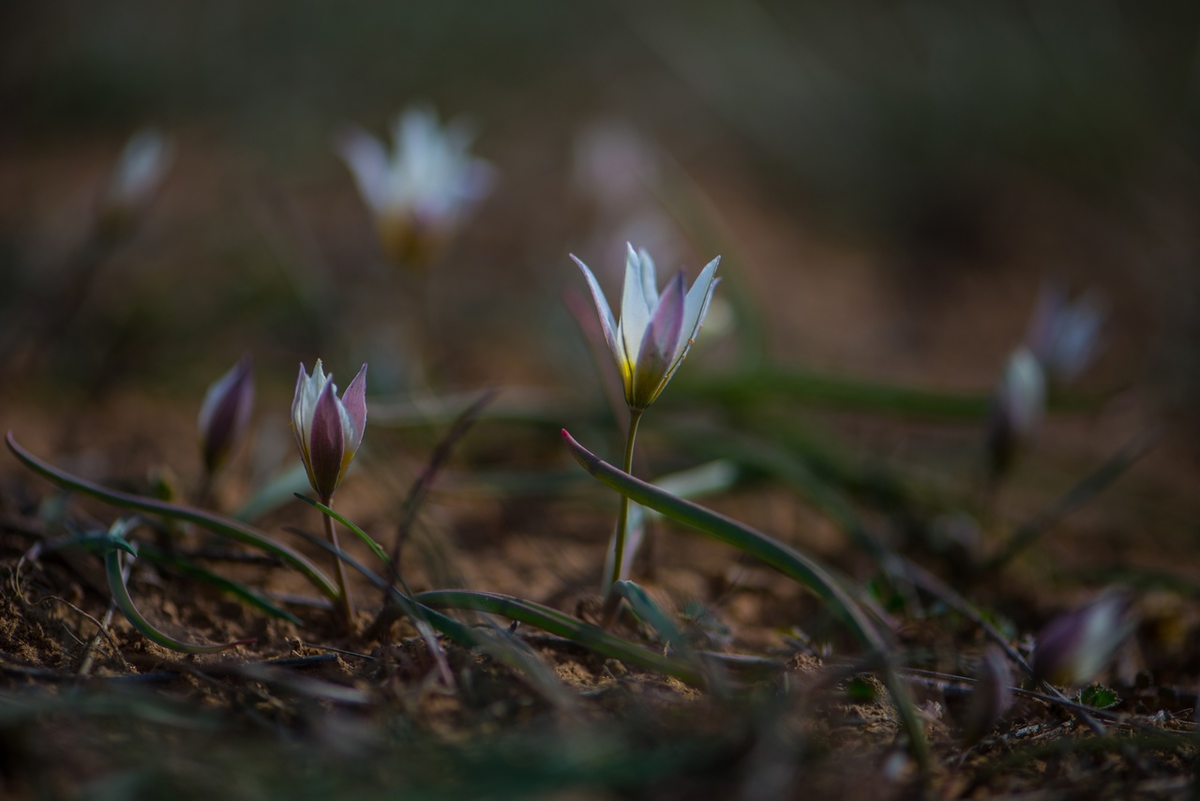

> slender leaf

[
  {"left": 103, "top": 541, "right": 254, "bottom": 654},
  {"left": 561, "top": 428, "right": 929, "bottom": 772},
  {"left": 6, "top": 433, "right": 339, "bottom": 602},
  {"left": 414, "top": 589, "right": 705, "bottom": 685}
]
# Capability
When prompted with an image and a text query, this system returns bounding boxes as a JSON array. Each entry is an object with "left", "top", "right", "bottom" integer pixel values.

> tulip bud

[
  {"left": 986, "top": 347, "right": 1046, "bottom": 478},
  {"left": 1025, "top": 282, "right": 1104, "bottom": 384},
  {"left": 1033, "top": 590, "right": 1137, "bottom": 686},
  {"left": 198, "top": 354, "right": 254, "bottom": 476},
  {"left": 960, "top": 646, "right": 1013, "bottom": 746},
  {"left": 291, "top": 360, "right": 368, "bottom": 500},
  {"left": 100, "top": 128, "right": 174, "bottom": 235}
]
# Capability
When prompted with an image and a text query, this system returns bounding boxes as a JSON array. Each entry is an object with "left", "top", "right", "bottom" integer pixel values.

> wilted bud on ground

[
  {"left": 197, "top": 354, "right": 254, "bottom": 476},
  {"left": 573, "top": 244, "right": 721, "bottom": 411},
  {"left": 291, "top": 360, "right": 368, "bottom": 501},
  {"left": 986, "top": 347, "right": 1046, "bottom": 479},
  {"left": 100, "top": 128, "right": 174, "bottom": 236},
  {"left": 336, "top": 106, "right": 494, "bottom": 268},
  {"left": 1025, "top": 282, "right": 1105, "bottom": 384},
  {"left": 960, "top": 646, "right": 1013, "bottom": 746},
  {"left": 1033, "top": 590, "right": 1137, "bottom": 686}
]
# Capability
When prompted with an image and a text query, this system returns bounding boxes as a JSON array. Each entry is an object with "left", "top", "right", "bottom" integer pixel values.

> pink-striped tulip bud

[
  {"left": 197, "top": 354, "right": 254, "bottom": 476},
  {"left": 291, "top": 360, "right": 368, "bottom": 500},
  {"left": 1033, "top": 590, "right": 1136, "bottom": 686},
  {"left": 573, "top": 244, "right": 720, "bottom": 411}
]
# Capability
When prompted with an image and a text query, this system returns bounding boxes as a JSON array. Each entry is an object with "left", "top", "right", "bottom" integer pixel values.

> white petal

[
  {"left": 637, "top": 247, "right": 658, "bottom": 307},
  {"left": 619, "top": 244, "right": 653, "bottom": 368},
  {"left": 571, "top": 255, "right": 620, "bottom": 361},
  {"left": 678, "top": 256, "right": 721, "bottom": 356},
  {"left": 335, "top": 127, "right": 391, "bottom": 213}
]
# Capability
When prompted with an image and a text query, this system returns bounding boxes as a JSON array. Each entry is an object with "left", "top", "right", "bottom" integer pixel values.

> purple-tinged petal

[
  {"left": 198, "top": 354, "right": 254, "bottom": 475},
  {"left": 679, "top": 256, "right": 721, "bottom": 354},
  {"left": 1033, "top": 590, "right": 1136, "bottom": 685},
  {"left": 341, "top": 363, "right": 369, "bottom": 453},
  {"left": 307, "top": 380, "right": 346, "bottom": 500},
  {"left": 631, "top": 271, "right": 685, "bottom": 409}
]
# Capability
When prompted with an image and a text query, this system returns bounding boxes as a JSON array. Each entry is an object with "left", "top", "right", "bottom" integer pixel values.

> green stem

[
  {"left": 321, "top": 494, "right": 355, "bottom": 627},
  {"left": 609, "top": 408, "right": 644, "bottom": 588}
]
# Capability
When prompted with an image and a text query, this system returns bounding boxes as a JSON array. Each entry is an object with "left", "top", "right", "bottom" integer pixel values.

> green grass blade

[
  {"left": 135, "top": 544, "right": 303, "bottom": 625},
  {"left": 563, "top": 429, "right": 883, "bottom": 649},
  {"left": 6, "top": 433, "right": 340, "bottom": 603},
  {"left": 293, "top": 493, "right": 391, "bottom": 567},
  {"left": 562, "top": 428, "right": 930, "bottom": 772},
  {"left": 103, "top": 543, "right": 254, "bottom": 654},
  {"left": 676, "top": 366, "right": 991, "bottom": 420},
  {"left": 413, "top": 589, "right": 704, "bottom": 685}
]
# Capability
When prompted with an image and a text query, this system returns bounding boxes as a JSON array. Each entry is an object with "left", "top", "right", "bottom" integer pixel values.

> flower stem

[
  {"left": 321, "top": 494, "right": 356, "bottom": 628},
  {"left": 608, "top": 408, "right": 644, "bottom": 588}
]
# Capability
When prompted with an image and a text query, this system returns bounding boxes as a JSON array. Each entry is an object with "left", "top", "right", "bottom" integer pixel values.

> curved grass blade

[
  {"left": 608, "top": 580, "right": 689, "bottom": 653},
  {"left": 414, "top": 589, "right": 705, "bottom": 685},
  {"left": 6, "top": 433, "right": 339, "bottom": 603},
  {"left": 104, "top": 541, "right": 254, "bottom": 654},
  {"left": 563, "top": 429, "right": 883, "bottom": 648},
  {"left": 280, "top": 528, "right": 578, "bottom": 708},
  {"left": 294, "top": 493, "right": 391, "bottom": 567},
  {"left": 562, "top": 428, "right": 930, "bottom": 772},
  {"left": 135, "top": 543, "right": 302, "bottom": 625}
]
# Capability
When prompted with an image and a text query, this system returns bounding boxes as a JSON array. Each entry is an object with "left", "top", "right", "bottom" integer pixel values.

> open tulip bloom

[
  {"left": 573, "top": 244, "right": 720, "bottom": 589},
  {"left": 337, "top": 106, "right": 494, "bottom": 267},
  {"left": 291, "top": 360, "right": 367, "bottom": 625},
  {"left": 573, "top": 244, "right": 720, "bottom": 413}
]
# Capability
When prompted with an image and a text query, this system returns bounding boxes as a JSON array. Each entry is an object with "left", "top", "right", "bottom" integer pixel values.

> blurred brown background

[{"left": 2, "top": 0, "right": 1198, "bottom": 449}]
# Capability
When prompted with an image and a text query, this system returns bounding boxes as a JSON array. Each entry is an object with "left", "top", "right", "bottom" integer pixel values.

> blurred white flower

[
  {"left": 336, "top": 106, "right": 495, "bottom": 267},
  {"left": 1024, "top": 282, "right": 1105, "bottom": 384},
  {"left": 986, "top": 347, "right": 1046, "bottom": 478},
  {"left": 101, "top": 128, "right": 173, "bottom": 230}
]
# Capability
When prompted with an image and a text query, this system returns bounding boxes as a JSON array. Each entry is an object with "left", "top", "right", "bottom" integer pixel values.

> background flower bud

[
  {"left": 1033, "top": 590, "right": 1137, "bottom": 686},
  {"left": 197, "top": 354, "right": 254, "bottom": 476}
]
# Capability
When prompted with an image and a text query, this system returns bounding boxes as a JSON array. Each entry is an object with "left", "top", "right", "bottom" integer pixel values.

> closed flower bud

[
  {"left": 291, "top": 360, "right": 368, "bottom": 500},
  {"left": 986, "top": 347, "right": 1046, "bottom": 478},
  {"left": 1033, "top": 590, "right": 1137, "bottom": 686},
  {"left": 198, "top": 354, "right": 254, "bottom": 476},
  {"left": 101, "top": 128, "right": 173, "bottom": 234}
]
